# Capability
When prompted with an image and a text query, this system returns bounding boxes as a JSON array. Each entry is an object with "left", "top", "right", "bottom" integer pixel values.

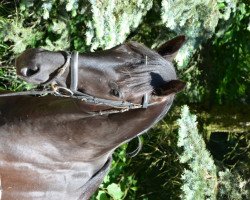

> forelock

[{"left": 114, "top": 42, "right": 176, "bottom": 96}]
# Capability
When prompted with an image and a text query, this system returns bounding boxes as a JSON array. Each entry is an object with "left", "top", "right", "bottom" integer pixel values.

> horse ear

[
  {"left": 156, "top": 35, "right": 186, "bottom": 61},
  {"left": 156, "top": 80, "right": 186, "bottom": 96}
]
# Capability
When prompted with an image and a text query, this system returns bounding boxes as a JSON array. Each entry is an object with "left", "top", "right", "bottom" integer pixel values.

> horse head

[{"left": 15, "top": 36, "right": 186, "bottom": 107}]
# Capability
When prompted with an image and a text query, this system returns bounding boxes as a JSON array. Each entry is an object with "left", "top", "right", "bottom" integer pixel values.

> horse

[{"left": 0, "top": 36, "right": 186, "bottom": 200}]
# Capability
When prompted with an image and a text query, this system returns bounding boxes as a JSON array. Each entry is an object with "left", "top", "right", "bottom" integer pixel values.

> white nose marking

[{"left": 20, "top": 68, "right": 28, "bottom": 76}]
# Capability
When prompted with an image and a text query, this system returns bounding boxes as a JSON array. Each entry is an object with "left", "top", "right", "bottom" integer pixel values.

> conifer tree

[
  {"left": 177, "top": 105, "right": 218, "bottom": 200},
  {"left": 161, "top": 0, "right": 238, "bottom": 67},
  {"left": 177, "top": 106, "right": 248, "bottom": 200}
]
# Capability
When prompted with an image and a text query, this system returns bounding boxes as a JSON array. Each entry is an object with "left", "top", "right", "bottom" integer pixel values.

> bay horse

[{"left": 0, "top": 36, "right": 185, "bottom": 200}]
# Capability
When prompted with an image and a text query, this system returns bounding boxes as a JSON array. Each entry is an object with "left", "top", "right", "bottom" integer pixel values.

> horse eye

[{"left": 110, "top": 89, "right": 120, "bottom": 97}]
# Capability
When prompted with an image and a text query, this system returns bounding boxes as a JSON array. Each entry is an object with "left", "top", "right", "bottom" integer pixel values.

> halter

[{"left": 0, "top": 51, "right": 152, "bottom": 112}]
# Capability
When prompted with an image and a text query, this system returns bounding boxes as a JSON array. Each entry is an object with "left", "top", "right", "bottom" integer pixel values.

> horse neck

[
  {"left": 1, "top": 92, "right": 174, "bottom": 161},
  {"left": 67, "top": 95, "right": 174, "bottom": 158}
]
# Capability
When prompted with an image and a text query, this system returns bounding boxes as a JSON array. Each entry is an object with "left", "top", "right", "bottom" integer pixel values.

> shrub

[
  {"left": 161, "top": 0, "right": 238, "bottom": 67},
  {"left": 177, "top": 105, "right": 248, "bottom": 200}
]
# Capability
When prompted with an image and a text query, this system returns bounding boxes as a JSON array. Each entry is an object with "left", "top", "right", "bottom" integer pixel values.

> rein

[{"left": 0, "top": 51, "right": 153, "bottom": 112}]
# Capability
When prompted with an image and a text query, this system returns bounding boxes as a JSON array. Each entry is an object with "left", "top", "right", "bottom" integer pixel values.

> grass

[{"left": 0, "top": 66, "right": 34, "bottom": 92}]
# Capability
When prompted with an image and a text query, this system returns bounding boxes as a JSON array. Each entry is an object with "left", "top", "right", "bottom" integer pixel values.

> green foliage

[
  {"left": 121, "top": 113, "right": 184, "bottom": 199},
  {"left": 177, "top": 105, "right": 218, "bottom": 200},
  {"left": 0, "top": 18, "right": 9, "bottom": 57},
  {"left": 218, "top": 169, "right": 248, "bottom": 199},
  {"left": 2, "top": 19, "right": 43, "bottom": 54},
  {"left": 161, "top": 0, "right": 238, "bottom": 68},
  {"left": 106, "top": 183, "right": 124, "bottom": 199},
  {"left": 177, "top": 0, "right": 249, "bottom": 104},
  {"left": 17, "top": 0, "right": 153, "bottom": 52},
  {"left": 177, "top": 106, "right": 249, "bottom": 200},
  {"left": 19, "top": 0, "right": 72, "bottom": 51},
  {"left": 206, "top": 130, "right": 250, "bottom": 199},
  {"left": 86, "top": 0, "right": 153, "bottom": 50},
  {"left": 211, "top": 0, "right": 250, "bottom": 104},
  {"left": 179, "top": 58, "right": 206, "bottom": 103},
  {"left": 0, "top": 67, "right": 34, "bottom": 91}
]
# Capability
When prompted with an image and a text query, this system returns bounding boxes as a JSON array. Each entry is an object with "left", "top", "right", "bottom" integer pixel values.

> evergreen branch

[{"left": 177, "top": 105, "right": 218, "bottom": 200}]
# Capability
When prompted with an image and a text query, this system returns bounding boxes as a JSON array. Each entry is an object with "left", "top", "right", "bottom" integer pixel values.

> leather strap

[{"left": 70, "top": 51, "right": 79, "bottom": 92}]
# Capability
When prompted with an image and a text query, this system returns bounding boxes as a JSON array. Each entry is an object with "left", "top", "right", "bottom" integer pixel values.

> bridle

[{"left": 0, "top": 51, "right": 154, "bottom": 113}]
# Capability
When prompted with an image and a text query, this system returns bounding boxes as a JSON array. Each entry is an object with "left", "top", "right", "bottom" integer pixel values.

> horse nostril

[
  {"left": 20, "top": 67, "right": 39, "bottom": 77},
  {"left": 26, "top": 68, "right": 39, "bottom": 76}
]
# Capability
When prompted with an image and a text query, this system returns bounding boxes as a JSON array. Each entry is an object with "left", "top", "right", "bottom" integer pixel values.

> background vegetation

[{"left": 0, "top": 0, "right": 249, "bottom": 199}]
